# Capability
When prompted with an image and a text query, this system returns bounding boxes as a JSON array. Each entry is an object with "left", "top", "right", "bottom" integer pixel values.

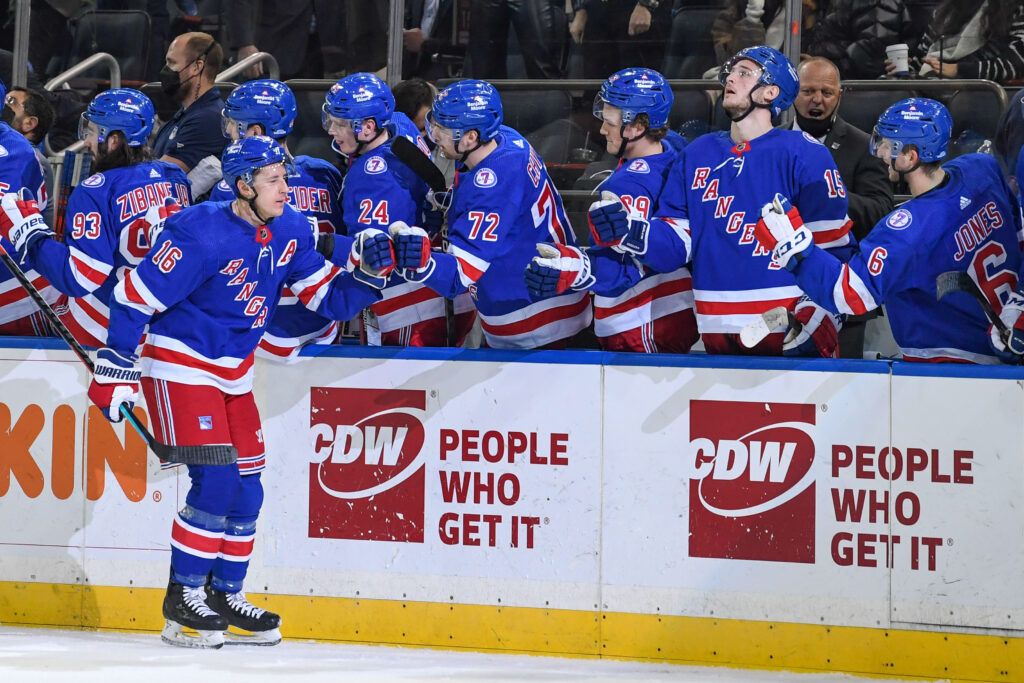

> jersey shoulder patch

[
  {"left": 885, "top": 208, "right": 913, "bottom": 230},
  {"left": 626, "top": 159, "right": 650, "bottom": 174},
  {"left": 364, "top": 156, "right": 388, "bottom": 175},
  {"left": 82, "top": 173, "right": 105, "bottom": 188},
  {"left": 474, "top": 168, "right": 498, "bottom": 188}
]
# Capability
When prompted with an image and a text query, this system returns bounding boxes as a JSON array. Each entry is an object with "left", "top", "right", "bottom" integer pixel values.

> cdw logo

[
  {"left": 688, "top": 400, "right": 816, "bottom": 563},
  {"left": 309, "top": 388, "right": 426, "bottom": 542}
]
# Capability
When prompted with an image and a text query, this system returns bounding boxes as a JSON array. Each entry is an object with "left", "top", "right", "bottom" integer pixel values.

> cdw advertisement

[
  {"left": 261, "top": 357, "right": 603, "bottom": 587},
  {"left": 601, "top": 364, "right": 1024, "bottom": 631}
]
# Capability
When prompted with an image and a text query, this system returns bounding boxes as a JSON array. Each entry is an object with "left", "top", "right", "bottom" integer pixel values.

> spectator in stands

[
  {"left": 153, "top": 32, "right": 228, "bottom": 197},
  {"left": 224, "top": 1, "right": 347, "bottom": 80},
  {"left": 0, "top": 76, "right": 58, "bottom": 337},
  {"left": 394, "top": 78, "right": 437, "bottom": 139},
  {"left": 404, "top": 0, "right": 460, "bottom": 80},
  {"left": 889, "top": 0, "right": 1024, "bottom": 83},
  {"left": 568, "top": 0, "right": 672, "bottom": 79},
  {"left": 790, "top": 57, "right": 893, "bottom": 358},
  {"left": 468, "top": 0, "right": 566, "bottom": 79},
  {"left": 0, "top": 48, "right": 86, "bottom": 153},
  {"left": 26, "top": 0, "right": 85, "bottom": 80},
  {"left": 711, "top": 0, "right": 821, "bottom": 70},
  {"left": 2, "top": 87, "right": 56, "bottom": 226},
  {"left": 995, "top": 90, "right": 1024, "bottom": 192},
  {"left": 805, "top": 0, "right": 912, "bottom": 79}
]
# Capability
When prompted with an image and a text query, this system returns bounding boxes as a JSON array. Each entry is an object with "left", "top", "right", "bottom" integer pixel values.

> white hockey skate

[
  {"left": 206, "top": 586, "right": 282, "bottom": 646},
  {"left": 161, "top": 579, "right": 227, "bottom": 649}
]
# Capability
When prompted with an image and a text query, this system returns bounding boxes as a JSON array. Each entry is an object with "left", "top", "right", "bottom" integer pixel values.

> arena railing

[{"left": 215, "top": 51, "right": 280, "bottom": 84}]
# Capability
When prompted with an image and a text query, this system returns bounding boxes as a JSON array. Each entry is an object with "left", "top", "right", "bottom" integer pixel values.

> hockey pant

[
  {"left": 597, "top": 309, "right": 698, "bottom": 354},
  {"left": 143, "top": 379, "right": 266, "bottom": 592}
]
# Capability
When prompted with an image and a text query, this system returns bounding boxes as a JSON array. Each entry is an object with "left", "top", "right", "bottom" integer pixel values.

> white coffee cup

[{"left": 886, "top": 43, "right": 909, "bottom": 76}]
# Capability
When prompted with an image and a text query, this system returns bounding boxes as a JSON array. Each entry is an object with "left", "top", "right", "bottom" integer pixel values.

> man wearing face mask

[
  {"left": 153, "top": 32, "right": 229, "bottom": 197},
  {"left": 789, "top": 57, "right": 893, "bottom": 357}
]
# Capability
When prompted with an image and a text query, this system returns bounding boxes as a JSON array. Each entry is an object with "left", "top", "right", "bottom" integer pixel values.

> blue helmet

[
  {"left": 871, "top": 97, "right": 952, "bottom": 163},
  {"left": 594, "top": 68, "right": 674, "bottom": 129},
  {"left": 322, "top": 72, "right": 394, "bottom": 135},
  {"left": 719, "top": 45, "right": 799, "bottom": 117},
  {"left": 222, "top": 79, "right": 297, "bottom": 140},
  {"left": 80, "top": 88, "right": 155, "bottom": 146},
  {"left": 221, "top": 135, "right": 288, "bottom": 198},
  {"left": 430, "top": 80, "right": 503, "bottom": 143}
]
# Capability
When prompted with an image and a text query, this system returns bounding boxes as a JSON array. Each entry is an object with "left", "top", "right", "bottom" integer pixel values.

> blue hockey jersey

[
  {"left": 417, "top": 125, "right": 591, "bottom": 349},
  {"left": 210, "top": 153, "right": 347, "bottom": 359},
  {"left": 646, "top": 127, "right": 854, "bottom": 347},
  {"left": 792, "top": 154, "right": 1023, "bottom": 363},
  {"left": 106, "top": 201, "right": 381, "bottom": 393},
  {"left": 339, "top": 111, "right": 464, "bottom": 336},
  {"left": 0, "top": 122, "right": 57, "bottom": 328},
  {"left": 590, "top": 132, "right": 695, "bottom": 345},
  {"left": 24, "top": 162, "right": 191, "bottom": 347}
]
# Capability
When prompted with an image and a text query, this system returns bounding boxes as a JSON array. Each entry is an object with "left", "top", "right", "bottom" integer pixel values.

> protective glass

[
  {"left": 719, "top": 62, "right": 764, "bottom": 85},
  {"left": 425, "top": 112, "right": 455, "bottom": 146},
  {"left": 77, "top": 114, "right": 99, "bottom": 143},
  {"left": 320, "top": 104, "right": 353, "bottom": 134},
  {"left": 592, "top": 96, "right": 623, "bottom": 126},
  {"left": 869, "top": 128, "right": 899, "bottom": 159},
  {"left": 221, "top": 112, "right": 244, "bottom": 140}
]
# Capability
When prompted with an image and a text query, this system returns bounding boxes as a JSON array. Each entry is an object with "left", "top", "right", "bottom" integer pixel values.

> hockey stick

[
  {"left": 936, "top": 270, "right": 1013, "bottom": 346},
  {"left": 0, "top": 238, "right": 235, "bottom": 466},
  {"left": 740, "top": 306, "right": 798, "bottom": 348},
  {"left": 391, "top": 135, "right": 457, "bottom": 347},
  {"left": 391, "top": 135, "right": 447, "bottom": 193}
]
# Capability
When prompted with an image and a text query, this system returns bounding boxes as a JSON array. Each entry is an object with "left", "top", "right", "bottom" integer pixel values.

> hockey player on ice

[
  {"left": 70, "top": 136, "right": 386, "bottom": 648},
  {"left": 523, "top": 67, "right": 699, "bottom": 353},
  {"left": 1, "top": 88, "right": 190, "bottom": 348},
  {"left": 757, "top": 97, "right": 1024, "bottom": 364},
  {"left": 390, "top": 79, "right": 592, "bottom": 349},
  {"left": 587, "top": 46, "right": 857, "bottom": 356},
  {"left": 322, "top": 72, "right": 476, "bottom": 346},
  {"left": 208, "top": 79, "right": 348, "bottom": 361}
]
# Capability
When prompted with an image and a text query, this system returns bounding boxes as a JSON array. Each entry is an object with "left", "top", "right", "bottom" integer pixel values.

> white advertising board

[{"left": 258, "top": 354, "right": 604, "bottom": 609}]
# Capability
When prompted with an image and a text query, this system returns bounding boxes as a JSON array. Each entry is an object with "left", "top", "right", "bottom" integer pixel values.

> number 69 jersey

[
  {"left": 25, "top": 161, "right": 191, "bottom": 347},
  {"left": 791, "top": 153, "right": 1024, "bottom": 363},
  {"left": 444, "top": 126, "right": 591, "bottom": 349}
]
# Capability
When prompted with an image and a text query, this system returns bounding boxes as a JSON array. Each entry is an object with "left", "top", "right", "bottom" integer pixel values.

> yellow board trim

[{"left": 0, "top": 581, "right": 1021, "bottom": 681}]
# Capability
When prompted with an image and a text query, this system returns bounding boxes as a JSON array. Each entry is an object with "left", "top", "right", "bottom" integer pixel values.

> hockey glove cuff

[
  {"left": 524, "top": 243, "right": 595, "bottom": 300},
  {"left": 143, "top": 197, "right": 182, "bottom": 245},
  {"left": 755, "top": 194, "right": 812, "bottom": 271},
  {"left": 990, "top": 289, "right": 1024, "bottom": 361},
  {"left": 87, "top": 347, "right": 141, "bottom": 423},
  {"left": 347, "top": 229, "right": 395, "bottom": 289},
  {"left": 782, "top": 296, "right": 842, "bottom": 358},
  {"left": 587, "top": 191, "right": 631, "bottom": 248},
  {"left": 390, "top": 221, "right": 436, "bottom": 282},
  {"left": 0, "top": 190, "right": 51, "bottom": 256}
]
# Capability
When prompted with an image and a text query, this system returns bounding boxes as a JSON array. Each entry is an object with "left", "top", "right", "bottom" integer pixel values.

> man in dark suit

[
  {"left": 404, "top": 0, "right": 458, "bottom": 80},
  {"left": 791, "top": 57, "right": 894, "bottom": 358}
]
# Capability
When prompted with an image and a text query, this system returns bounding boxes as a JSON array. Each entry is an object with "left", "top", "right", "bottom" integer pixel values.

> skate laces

[
  {"left": 226, "top": 591, "right": 266, "bottom": 618},
  {"left": 183, "top": 586, "right": 220, "bottom": 618}
]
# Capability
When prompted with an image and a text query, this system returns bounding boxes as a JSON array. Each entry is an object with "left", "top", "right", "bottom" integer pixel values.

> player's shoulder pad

[
  {"left": 275, "top": 203, "right": 318, "bottom": 240},
  {"left": 662, "top": 130, "right": 688, "bottom": 154},
  {"left": 294, "top": 154, "right": 342, "bottom": 176}
]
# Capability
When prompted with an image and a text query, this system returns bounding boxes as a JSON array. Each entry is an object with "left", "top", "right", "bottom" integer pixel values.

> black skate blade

[
  {"left": 224, "top": 626, "right": 282, "bottom": 646},
  {"left": 161, "top": 620, "right": 225, "bottom": 649}
]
